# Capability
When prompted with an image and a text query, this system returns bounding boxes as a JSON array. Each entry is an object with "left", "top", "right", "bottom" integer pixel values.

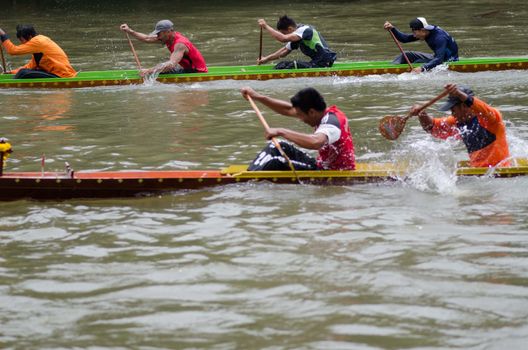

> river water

[{"left": 1, "top": 1, "right": 528, "bottom": 349}]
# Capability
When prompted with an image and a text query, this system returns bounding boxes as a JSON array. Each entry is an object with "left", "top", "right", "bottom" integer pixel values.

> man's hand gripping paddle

[
  {"left": 379, "top": 89, "right": 449, "bottom": 140},
  {"left": 247, "top": 95, "right": 302, "bottom": 183}
]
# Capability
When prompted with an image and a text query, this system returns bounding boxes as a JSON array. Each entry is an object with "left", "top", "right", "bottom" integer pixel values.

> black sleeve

[
  {"left": 289, "top": 41, "right": 300, "bottom": 50},
  {"left": 302, "top": 27, "right": 313, "bottom": 41},
  {"left": 464, "top": 96, "right": 474, "bottom": 107},
  {"left": 321, "top": 112, "right": 340, "bottom": 128}
]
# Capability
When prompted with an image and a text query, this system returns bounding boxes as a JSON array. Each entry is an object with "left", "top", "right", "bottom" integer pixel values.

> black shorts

[
  {"left": 248, "top": 141, "right": 318, "bottom": 171},
  {"left": 14, "top": 69, "right": 59, "bottom": 79}
]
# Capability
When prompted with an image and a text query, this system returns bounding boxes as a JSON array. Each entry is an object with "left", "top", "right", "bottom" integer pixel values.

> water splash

[
  {"left": 141, "top": 72, "right": 161, "bottom": 87},
  {"left": 391, "top": 138, "right": 459, "bottom": 194},
  {"left": 506, "top": 125, "right": 528, "bottom": 159}
]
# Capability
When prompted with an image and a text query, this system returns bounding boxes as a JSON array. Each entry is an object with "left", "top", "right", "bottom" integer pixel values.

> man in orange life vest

[
  {"left": 241, "top": 87, "right": 356, "bottom": 171},
  {"left": 414, "top": 84, "right": 510, "bottom": 167},
  {"left": 120, "top": 19, "right": 207, "bottom": 77},
  {"left": 0, "top": 24, "right": 76, "bottom": 79}
]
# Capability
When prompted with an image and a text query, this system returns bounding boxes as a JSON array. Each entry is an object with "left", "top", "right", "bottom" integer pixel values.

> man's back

[{"left": 3, "top": 34, "right": 76, "bottom": 77}]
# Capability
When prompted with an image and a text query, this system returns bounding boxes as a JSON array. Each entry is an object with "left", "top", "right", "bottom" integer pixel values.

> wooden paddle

[
  {"left": 387, "top": 27, "right": 413, "bottom": 72},
  {"left": 247, "top": 95, "right": 301, "bottom": 182},
  {"left": 379, "top": 89, "right": 450, "bottom": 140},
  {"left": 0, "top": 45, "right": 7, "bottom": 74},
  {"left": 259, "top": 27, "right": 263, "bottom": 61},
  {"left": 125, "top": 32, "right": 142, "bottom": 70}
]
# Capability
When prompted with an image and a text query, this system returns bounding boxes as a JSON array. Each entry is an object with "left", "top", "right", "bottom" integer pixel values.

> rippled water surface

[{"left": 1, "top": 1, "right": 528, "bottom": 349}]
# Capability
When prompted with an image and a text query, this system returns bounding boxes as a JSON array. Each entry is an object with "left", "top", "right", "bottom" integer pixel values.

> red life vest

[
  {"left": 316, "top": 105, "right": 356, "bottom": 170},
  {"left": 166, "top": 32, "right": 208, "bottom": 73}
]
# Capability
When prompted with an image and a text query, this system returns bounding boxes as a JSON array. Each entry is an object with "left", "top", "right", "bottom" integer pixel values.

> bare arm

[
  {"left": 241, "top": 87, "right": 297, "bottom": 117},
  {"left": 267, "top": 128, "right": 328, "bottom": 150},
  {"left": 258, "top": 46, "right": 290, "bottom": 65},
  {"left": 417, "top": 110, "right": 434, "bottom": 133},
  {"left": 120, "top": 24, "right": 158, "bottom": 43},
  {"left": 445, "top": 83, "right": 468, "bottom": 102},
  {"left": 142, "top": 43, "right": 187, "bottom": 76},
  {"left": 258, "top": 19, "right": 301, "bottom": 43}
]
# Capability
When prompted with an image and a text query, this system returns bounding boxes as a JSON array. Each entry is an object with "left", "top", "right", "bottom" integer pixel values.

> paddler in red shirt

[
  {"left": 414, "top": 83, "right": 511, "bottom": 167},
  {"left": 241, "top": 87, "right": 356, "bottom": 171},
  {"left": 120, "top": 19, "right": 207, "bottom": 76}
]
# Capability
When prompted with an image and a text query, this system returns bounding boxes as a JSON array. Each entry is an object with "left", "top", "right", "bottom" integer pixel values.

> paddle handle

[
  {"left": 247, "top": 95, "right": 301, "bottom": 180},
  {"left": 403, "top": 89, "right": 450, "bottom": 122},
  {"left": 125, "top": 32, "right": 142, "bottom": 70},
  {"left": 380, "top": 89, "right": 450, "bottom": 140},
  {"left": 247, "top": 95, "right": 280, "bottom": 152},
  {"left": 247, "top": 95, "right": 271, "bottom": 131},
  {"left": 387, "top": 28, "right": 413, "bottom": 72},
  {"left": 413, "top": 89, "right": 450, "bottom": 115},
  {"left": 247, "top": 94, "right": 283, "bottom": 151},
  {"left": 0, "top": 45, "right": 7, "bottom": 74},
  {"left": 259, "top": 27, "right": 263, "bottom": 61}
]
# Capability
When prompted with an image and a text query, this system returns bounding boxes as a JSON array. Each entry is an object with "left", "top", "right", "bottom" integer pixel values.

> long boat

[
  {"left": 1, "top": 159, "right": 527, "bottom": 200},
  {"left": 1, "top": 57, "right": 528, "bottom": 89}
]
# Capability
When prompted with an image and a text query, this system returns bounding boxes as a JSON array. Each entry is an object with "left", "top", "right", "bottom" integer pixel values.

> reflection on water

[
  {"left": 0, "top": 90, "right": 75, "bottom": 168},
  {"left": 1, "top": 90, "right": 73, "bottom": 131},
  {"left": 34, "top": 91, "right": 74, "bottom": 132}
]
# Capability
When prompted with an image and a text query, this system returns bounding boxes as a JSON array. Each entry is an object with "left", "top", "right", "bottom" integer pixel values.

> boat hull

[
  {"left": 1, "top": 57, "right": 527, "bottom": 89},
  {"left": 1, "top": 161, "right": 527, "bottom": 200}
]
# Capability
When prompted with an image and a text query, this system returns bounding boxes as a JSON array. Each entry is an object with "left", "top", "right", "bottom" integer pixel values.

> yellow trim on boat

[{"left": 222, "top": 159, "right": 528, "bottom": 179}]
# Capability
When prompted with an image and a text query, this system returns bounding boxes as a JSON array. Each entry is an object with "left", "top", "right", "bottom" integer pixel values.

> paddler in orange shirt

[
  {"left": 0, "top": 24, "right": 77, "bottom": 79},
  {"left": 413, "top": 84, "right": 511, "bottom": 167}
]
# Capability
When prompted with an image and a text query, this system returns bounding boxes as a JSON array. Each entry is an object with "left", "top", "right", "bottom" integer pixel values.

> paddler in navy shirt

[{"left": 384, "top": 17, "right": 459, "bottom": 73}]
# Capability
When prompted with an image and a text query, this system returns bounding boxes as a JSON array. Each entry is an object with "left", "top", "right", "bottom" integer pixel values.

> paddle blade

[{"left": 379, "top": 115, "right": 407, "bottom": 140}]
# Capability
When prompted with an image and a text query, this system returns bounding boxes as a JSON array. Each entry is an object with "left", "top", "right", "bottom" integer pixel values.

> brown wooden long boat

[{"left": 1, "top": 160, "right": 527, "bottom": 200}]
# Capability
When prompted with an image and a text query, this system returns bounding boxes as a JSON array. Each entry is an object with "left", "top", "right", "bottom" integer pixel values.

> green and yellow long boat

[
  {"left": 1, "top": 57, "right": 527, "bottom": 89},
  {"left": 1, "top": 159, "right": 527, "bottom": 200}
]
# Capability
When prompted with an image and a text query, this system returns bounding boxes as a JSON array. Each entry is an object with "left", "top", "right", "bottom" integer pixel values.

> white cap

[{"left": 409, "top": 17, "right": 435, "bottom": 30}]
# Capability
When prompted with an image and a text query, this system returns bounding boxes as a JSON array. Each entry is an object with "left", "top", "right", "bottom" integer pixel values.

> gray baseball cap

[
  {"left": 151, "top": 20, "right": 174, "bottom": 35},
  {"left": 439, "top": 86, "right": 474, "bottom": 111}
]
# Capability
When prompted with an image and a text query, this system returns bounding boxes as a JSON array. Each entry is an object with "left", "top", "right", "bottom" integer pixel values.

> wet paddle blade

[
  {"left": 379, "top": 115, "right": 407, "bottom": 140},
  {"left": 379, "top": 89, "right": 448, "bottom": 140}
]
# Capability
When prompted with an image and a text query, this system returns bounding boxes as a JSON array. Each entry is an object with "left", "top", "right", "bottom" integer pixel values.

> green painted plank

[{"left": 1, "top": 57, "right": 527, "bottom": 86}]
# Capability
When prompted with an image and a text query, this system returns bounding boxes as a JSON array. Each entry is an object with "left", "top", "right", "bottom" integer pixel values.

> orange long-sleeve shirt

[
  {"left": 430, "top": 97, "right": 510, "bottom": 167},
  {"left": 2, "top": 34, "right": 76, "bottom": 78}
]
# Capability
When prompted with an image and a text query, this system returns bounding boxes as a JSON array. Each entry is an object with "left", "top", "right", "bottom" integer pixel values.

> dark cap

[
  {"left": 439, "top": 86, "right": 474, "bottom": 111},
  {"left": 409, "top": 17, "right": 434, "bottom": 30},
  {"left": 150, "top": 20, "right": 174, "bottom": 35}
]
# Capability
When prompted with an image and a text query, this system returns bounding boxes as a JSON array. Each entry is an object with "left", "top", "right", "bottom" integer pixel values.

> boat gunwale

[
  {"left": 1, "top": 161, "right": 527, "bottom": 200},
  {"left": 2, "top": 160, "right": 528, "bottom": 180},
  {"left": 1, "top": 56, "right": 528, "bottom": 87}
]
